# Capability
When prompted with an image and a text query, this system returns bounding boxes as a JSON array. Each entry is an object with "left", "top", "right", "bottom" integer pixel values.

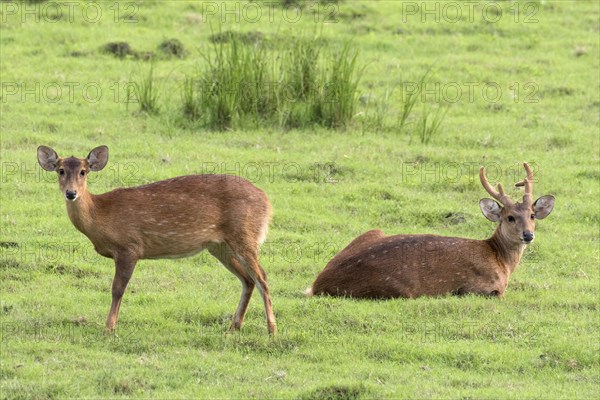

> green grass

[
  {"left": 129, "top": 63, "right": 160, "bottom": 114},
  {"left": 180, "top": 31, "right": 362, "bottom": 130},
  {"left": 1, "top": 0, "right": 599, "bottom": 398}
]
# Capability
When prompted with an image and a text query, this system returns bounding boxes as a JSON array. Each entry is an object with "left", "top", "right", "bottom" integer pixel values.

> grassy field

[{"left": 1, "top": 0, "right": 599, "bottom": 398}]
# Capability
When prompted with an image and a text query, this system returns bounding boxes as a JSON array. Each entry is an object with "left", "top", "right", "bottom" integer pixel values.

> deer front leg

[{"left": 105, "top": 253, "right": 138, "bottom": 333}]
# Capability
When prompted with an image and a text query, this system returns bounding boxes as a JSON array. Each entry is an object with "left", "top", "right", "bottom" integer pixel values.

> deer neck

[
  {"left": 487, "top": 227, "right": 526, "bottom": 274},
  {"left": 65, "top": 191, "right": 96, "bottom": 235}
]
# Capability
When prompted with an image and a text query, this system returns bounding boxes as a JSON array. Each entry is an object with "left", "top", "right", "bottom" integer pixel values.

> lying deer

[
  {"left": 307, "top": 163, "right": 554, "bottom": 298},
  {"left": 37, "top": 145, "right": 277, "bottom": 334}
]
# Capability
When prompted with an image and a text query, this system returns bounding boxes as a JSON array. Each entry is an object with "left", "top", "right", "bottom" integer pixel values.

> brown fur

[
  {"left": 309, "top": 163, "right": 554, "bottom": 299},
  {"left": 311, "top": 230, "right": 516, "bottom": 298},
  {"left": 38, "top": 146, "right": 276, "bottom": 334}
]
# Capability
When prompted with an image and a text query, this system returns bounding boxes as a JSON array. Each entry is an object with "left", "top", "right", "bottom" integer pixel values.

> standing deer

[
  {"left": 37, "top": 145, "right": 277, "bottom": 334},
  {"left": 307, "top": 163, "right": 554, "bottom": 298}
]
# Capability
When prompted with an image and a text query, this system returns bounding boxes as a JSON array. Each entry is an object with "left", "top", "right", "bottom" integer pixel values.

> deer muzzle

[
  {"left": 65, "top": 189, "right": 78, "bottom": 201},
  {"left": 522, "top": 231, "right": 534, "bottom": 244}
]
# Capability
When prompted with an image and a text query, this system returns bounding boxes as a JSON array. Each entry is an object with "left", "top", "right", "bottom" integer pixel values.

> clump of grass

[
  {"left": 276, "top": 36, "right": 323, "bottom": 128},
  {"left": 281, "top": 37, "right": 322, "bottom": 102},
  {"left": 354, "top": 68, "right": 448, "bottom": 136},
  {"left": 208, "top": 30, "right": 265, "bottom": 45},
  {"left": 416, "top": 104, "right": 449, "bottom": 144},
  {"left": 298, "top": 383, "right": 369, "bottom": 400},
  {"left": 128, "top": 64, "right": 160, "bottom": 114},
  {"left": 158, "top": 38, "right": 187, "bottom": 59},
  {"left": 181, "top": 76, "right": 201, "bottom": 121},
  {"left": 181, "top": 32, "right": 362, "bottom": 131},
  {"left": 197, "top": 33, "right": 271, "bottom": 129},
  {"left": 398, "top": 69, "right": 430, "bottom": 133},
  {"left": 102, "top": 41, "right": 133, "bottom": 58},
  {"left": 278, "top": 39, "right": 361, "bottom": 129},
  {"left": 319, "top": 43, "right": 362, "bottom": 129},
  {"left": 386, "top": 67, "right": 450, "bottom": 143}
]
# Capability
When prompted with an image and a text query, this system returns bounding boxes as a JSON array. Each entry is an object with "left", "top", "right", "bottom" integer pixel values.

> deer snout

[
  {"left": 522, "top": 231, "right": 534, "bottom": 244},
  {"left": 65, "top": 189, "right": 78, "bottom": 201}
]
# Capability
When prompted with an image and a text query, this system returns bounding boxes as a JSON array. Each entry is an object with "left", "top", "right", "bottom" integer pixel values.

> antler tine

[
  {"left": 516, "top": 162, "right": 534, "bottom": 206},
  {"left": 497, "top": 182, "right": 506, "bottom": 198},
  {"left": 479, "top": 167, "right": 513, "bottom": 206}
]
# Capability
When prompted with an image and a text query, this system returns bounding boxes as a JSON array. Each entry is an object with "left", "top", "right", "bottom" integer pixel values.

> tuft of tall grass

[
  {"left": 416, "top": 104, "right": 449, "bottom": 144},
  {"left": 128, "top": 64, "right": 160, "bottom": 114},
  {"left": 281, "top": 37, "right": 321, "bottom": 102},
  {"left": 277, "top": 36, "right": 324, "bottom": 129},
  {"left": 197, "top": 32, "right": 277, "bottom": 129},
  {"left": 180, "top": 33, "right": 362, "bottom": 131},
  {"left": 398, "top": 69, "right": 430, "bottom": 133},
  {"left": 181, "top": 76, "right": 201, "bottom": 121},
  {"left": 320, "top": 43, "right": 362, "bottom": 129}
]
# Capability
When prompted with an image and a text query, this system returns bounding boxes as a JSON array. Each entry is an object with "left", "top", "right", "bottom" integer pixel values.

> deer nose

[
  {"left": 523, "top": 231, "right": 534, "bottom": 243},
  {"left": 65, "top": 190, "right": 77, "bottom": 200}
]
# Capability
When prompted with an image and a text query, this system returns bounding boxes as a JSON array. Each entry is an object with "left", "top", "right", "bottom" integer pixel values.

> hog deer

[
  {"left": 37, "top": 145, "right": 276, "bottom": 334},
  {"left": 307, "top": 163, "right": 554, "bottom": 298}
]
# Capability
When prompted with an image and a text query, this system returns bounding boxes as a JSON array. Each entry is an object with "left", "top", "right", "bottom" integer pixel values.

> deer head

[
  {"left": 37, "top": 145, "right": 109, "bottom": 201},
  {"left": 479, "top": 163, "right": 554, "bottom": 246}
]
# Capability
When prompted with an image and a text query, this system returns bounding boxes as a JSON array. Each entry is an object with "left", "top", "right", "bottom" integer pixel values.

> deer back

[
  {"left": 311, "top": 230, "right": 509, "bottom": 298},
  {"left": 69, "top": 175, "right": 271, "bottom": 260}
]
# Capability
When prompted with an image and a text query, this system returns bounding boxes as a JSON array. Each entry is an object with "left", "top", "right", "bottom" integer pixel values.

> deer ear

[
  {"left": 87, "top": 145, "right": 109, "bottom": 171},
  {"left": 480, "top": 198, "right": 502, "bottom": 222},
  {"left": 37, "top": 146, "right": 59, "bottom": 171},
  {"left": 533, "top": 195, "right": 554, "bottom": 220}
]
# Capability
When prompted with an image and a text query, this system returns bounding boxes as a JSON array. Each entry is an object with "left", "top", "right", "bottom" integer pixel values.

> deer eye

[
  {"left": 531, "top": 214, "right": 535, "bottom": 220},
  {"left": 507, "top": 216, "right": 515, "bottom": 223},
  {"left": 58, "top": 169, "right": 65, "bottom": 176},
  {"left": 80, "top": 170, "right": 86, "bottom": 177}
]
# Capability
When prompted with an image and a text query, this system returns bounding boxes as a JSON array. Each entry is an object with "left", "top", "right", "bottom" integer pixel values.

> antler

[
  {"left": 514, "top": 162, "right": 534, "bottom": 206},
  {"left": 479, "top": 167, "right": 513, "bottom": 206}
]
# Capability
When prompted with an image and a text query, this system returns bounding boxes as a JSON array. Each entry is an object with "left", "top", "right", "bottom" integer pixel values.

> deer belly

[
  {"left": 145, "top": 247, "right": 206, "bottom": 259},
  {"left": 139, "top": 230, "right": 218, "bottom": 259}
]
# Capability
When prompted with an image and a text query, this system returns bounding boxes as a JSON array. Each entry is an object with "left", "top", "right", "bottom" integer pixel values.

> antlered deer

[
  {"left": 307, "top": 163, "right": 554, "bottom": 298},
  {"left": 37, "top": 145, "right": 276, "bottom": 334}
]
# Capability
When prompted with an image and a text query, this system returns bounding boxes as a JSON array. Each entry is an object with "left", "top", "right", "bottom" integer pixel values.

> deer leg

[
  {"left": 230, "top": 275, "right": 254, "bottom": 331},
  {"left": 234, "top": 250, "right": 276, "bottom": 335},
  {"left": 105, "top": 254, "right": 137, "bottom": 333},
  {"left": 208, "top": 243, "right": 254, "bottom": 331}
]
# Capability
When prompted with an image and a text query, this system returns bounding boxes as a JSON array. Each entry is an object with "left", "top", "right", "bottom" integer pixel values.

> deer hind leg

[
  {"left": 230, "top": 243, "right": 276, "bottom": 335},
  {"left": 106, "top": 253, "right": 138, "bottom": 333},
  {"left": 208, "top": 243, "right": 255, "bottom": 331}
]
